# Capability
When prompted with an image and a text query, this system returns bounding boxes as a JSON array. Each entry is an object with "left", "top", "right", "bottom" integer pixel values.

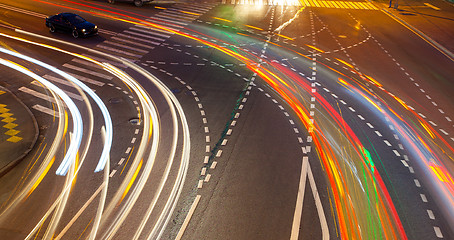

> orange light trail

[{"left": 31, "top": 1, "right": 413, "bottom": 237}]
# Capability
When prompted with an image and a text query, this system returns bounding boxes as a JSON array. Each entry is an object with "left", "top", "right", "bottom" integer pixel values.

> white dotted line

[
  {"left": 106, "top": 84, "right": 141, "bottom": 178},
  {"left": 143, "top": 64, "right": 213, "bottom": 189},
  {"left": 347, "top": 13, "right": 453, "bottom": 143}
]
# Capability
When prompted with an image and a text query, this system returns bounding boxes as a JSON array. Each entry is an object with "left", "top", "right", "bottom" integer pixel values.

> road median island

[{"left": 0, "top": 86, "right": 38, "bottom": 177}]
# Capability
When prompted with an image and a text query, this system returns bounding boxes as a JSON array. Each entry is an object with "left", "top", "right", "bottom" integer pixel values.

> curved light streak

[
  {"left": 0, "top": 53, "right": 82, "bottom": 176},
  {"left": 0, "top": 48, "right": 83, "bottom": 176},
  {"left": 0, "top": 33, "right": 113, "bottom": 174},
  {"left": 8, "top": 3, "right": 423, "bottom": 238}
]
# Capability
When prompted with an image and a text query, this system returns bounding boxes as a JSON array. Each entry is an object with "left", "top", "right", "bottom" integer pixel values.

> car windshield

[{"left": 68, "top": 15, "right": 85, "bottom": 24}]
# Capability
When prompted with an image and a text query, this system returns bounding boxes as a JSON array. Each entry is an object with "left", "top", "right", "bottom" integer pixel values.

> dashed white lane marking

[
  {"left": 420, "top": 194, "right": 428, "bottom": 202},
  {"left": 414, "top": 179, "right": 421, "bottom": 187},
  {"left": 434, "top": 226, "right": 444, "bottom": 238}
]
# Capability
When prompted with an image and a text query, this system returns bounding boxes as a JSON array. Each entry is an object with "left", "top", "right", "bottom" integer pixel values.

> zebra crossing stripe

[
  {"left": 103, "top": 40, "right": 149, "bottom": 54},
  {"left": 30, "top": 81, "right": 83, "bottom": 101},
  {"left": 63, "top": 63, "right": 113, "bottom": 80},
  {"left": 110, "top": 37, "right": 156, "bottom": 50},
  {"left": 19, "top": 86, "right": 55, "bottom": 103},
  {"left": 33, "top": 104, "right": 59, "bottom": 117},
  {"left": 116, "top": 33, "right": 162, "bottom": 45},
  {"left": 96, "top": 44, "right": 142, "bottom": 58},
  {"left": 129, "top": 27, "right": 172, "bottom": 38}
]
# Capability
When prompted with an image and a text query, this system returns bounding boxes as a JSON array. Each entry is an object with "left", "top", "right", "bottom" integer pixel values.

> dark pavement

[
  {"left": 374, "top": 0, "right": 454, "bottom": 59},
  {"left": 0, "top": 86, "right": 38, "bottom": 177}
]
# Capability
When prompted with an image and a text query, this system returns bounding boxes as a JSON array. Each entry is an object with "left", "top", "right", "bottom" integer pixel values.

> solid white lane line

[
  {"left": 290, "top": 156, "right": 308, "bottom": 240},
  {"left": 175, "top": 195, "right": 201, "bottom": 240},
  {"left": 307, "top": 160, "right": 329, "bottom": 240}
]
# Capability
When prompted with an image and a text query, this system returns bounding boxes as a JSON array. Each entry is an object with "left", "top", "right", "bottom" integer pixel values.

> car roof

[{"left": 59, "top": 12, "right": 77, "bottom": 17}]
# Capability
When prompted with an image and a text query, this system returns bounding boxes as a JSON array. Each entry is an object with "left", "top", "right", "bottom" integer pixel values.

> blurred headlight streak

[
  {"left": 0, "top": 33, "right": 113, "bottom": 174},
  {"left": 0, "top": 52, "right": 83, "bottom": 176}
]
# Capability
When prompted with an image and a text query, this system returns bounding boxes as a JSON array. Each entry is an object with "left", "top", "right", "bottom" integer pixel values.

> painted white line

[
  {"left": 393, "top": 150, "right": 401, "bottom": 156},
  {"left": 401, "top": 160, "right": 409, "bottom": 167},
  {"left": 96, "top": 44, "right": 143, "bottom": 58},
  {"left": 434, "top": 226, "right": 443, "bottom": 238},
  {"left": 210, "top": 161, "right": 217, "bottom": 169},
  {"left": 63, "top": 64, "right": 113, "bottom": 80},
  {"left": 19, "top": 86, "right": 55, "bottom": 103},
  {"left": 216, "top": 150, "right": 222, "bottom": 157},
  {"left": 110, "top": 37, "right": 156, "bottom": 50},
  {"left": 307, "top": 160, "right": 329, "bottom": 240},
  {"left": 427, "top": 210, "right": 435, "bottom": 219},
  {"left": 109, "top": 169, "right": 117, "bottom": 177},
  {"left": 32, "top": 104, "right": 58, "bottom": 117},
  {"left": 290, "top": 156, "right": 309, "bottom": 240},
  {"left": 175, "top": 195, "right": 201, "bottom": 240},
  {"left": 197, "top": 180, "right": 203, "bottom": 188},
  {"left": 414, "top": 179, "right": 421, "bottom": 187},
  {"left": 124, "top": 30, "right": 166, "bottom": 42},
  {"left": 439, "top": 129, "right": 449, "bottom": 135},
  {"left": 375, "top": 131, "right": 382, "bottom": 137},
  {"left": 204, "top": 174, "right": 211, "bottom": 182},
  {"left": 129, "top": 26, "right": 172, "bottom": 38},
  {"left": 104, "top": 40, "right": 149, "bottom": 54},
  {"left": 421, "top": 194, "right": 428, "bottom": 202},
  {"left": 116, "top": 34, "right": 161, "bottom": 46},
  {"left": 384, "top": 140, "right": 392, "bottom": 146}
]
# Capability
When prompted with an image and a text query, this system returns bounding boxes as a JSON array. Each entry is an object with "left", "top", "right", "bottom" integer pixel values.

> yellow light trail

[
  {"left": 212, "top": 17, "right": 232, "bottom": 22},
  {"left": 276, "top": 33, "right": 294, "bottom": 40},
  {"left": 245, "top": 24, "right": 263, "bottom": 31},
  {"left": 121, "top": 160, "right": 143, "bottom": 202},
  {"left": 306, "top": 44, "right": 325, "bottom": 53}
]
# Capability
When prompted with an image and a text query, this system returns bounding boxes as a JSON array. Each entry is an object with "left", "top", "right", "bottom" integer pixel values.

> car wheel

[
  {"left": 49, "top": 24, "right": 56, "bottom": 33},
  {"left": 134, "top": 0, "right": 143, "bottom": 7},
  {"left": 107, "top": 0, "right": 114, "bottom": 3},
  {"left": 72, "top": 29, "right": 79, "bottom": 38}
]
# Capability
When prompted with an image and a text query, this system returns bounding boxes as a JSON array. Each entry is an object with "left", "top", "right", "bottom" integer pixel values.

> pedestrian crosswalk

[
  {"left": 223, "top": 0, "right": 378, "bottom": 10},
  {"left": 19, "top": 3, "right": 217, "bottom": 117}
]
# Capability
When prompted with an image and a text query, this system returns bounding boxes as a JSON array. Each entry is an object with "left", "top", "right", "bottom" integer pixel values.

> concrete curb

[
  {"left": 377, "top": 3, "right": 454, "bottom": 62},
  {"left": 0, "top": 86, "right": 39, "bottom": 178}
]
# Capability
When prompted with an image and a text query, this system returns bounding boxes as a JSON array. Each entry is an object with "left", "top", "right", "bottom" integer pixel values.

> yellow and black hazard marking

[
  {"left": 300, "top": 0, "right": 378, "bottom": 10},
  {"left": 0, "top": 91, "right": 22, "bottom": 143}
]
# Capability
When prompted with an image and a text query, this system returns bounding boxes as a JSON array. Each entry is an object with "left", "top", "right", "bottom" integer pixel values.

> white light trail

[
  {"left": 0, "top": 50, "right": 83, "bottom": 176},
  {"left": 0, "top": 33, "right": 113, "bottom": 174}
]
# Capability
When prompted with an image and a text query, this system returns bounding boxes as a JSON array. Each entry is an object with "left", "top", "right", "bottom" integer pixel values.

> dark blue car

[{"left": 45, "top": 13, "right": 98, "bottom": 38}]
